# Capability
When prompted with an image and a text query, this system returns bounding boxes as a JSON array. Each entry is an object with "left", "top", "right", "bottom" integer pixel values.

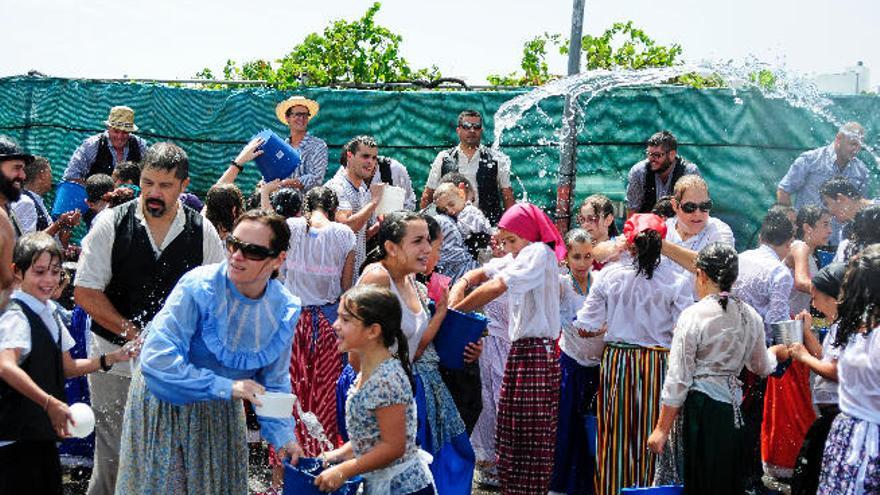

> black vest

[
  {"left": 0, "top": 300, "right": 66, "bottom": 442},
  {"left": 87, "top": 134, "right": 142, "bottom": 178},
  {"left": 440, "top": 146, "right": 503, "bottom": 224},
  {"left": 91, "top": 201, "right": 204, "bottom": 346},
  {"left": 377, "top": 156, "right": 394, "bottom": 186},
  {"left": 638, "top": 156, "right": 690, "bottom": 213},
  {"left": 21, "top": 189, "right": 50, "bottom": 231}
]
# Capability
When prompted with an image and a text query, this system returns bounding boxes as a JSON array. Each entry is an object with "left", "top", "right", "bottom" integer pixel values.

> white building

[{"left": 812, "top": 62, "right": 871, "bottom": 95}]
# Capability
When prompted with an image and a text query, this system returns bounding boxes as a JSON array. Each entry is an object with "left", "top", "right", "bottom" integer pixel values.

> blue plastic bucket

[
  {"left": 433, "top": 309, "right": 488, "bottom": 369},
  {"left": 283, "top": 458, "right": 362, "bottom": 495},
  {"left": 252, "top": 129, "right": 301, "bottom": 182},
  {"left": 584, "top": 414, "right": 598, "bottom": 456},
  {"left": 620, "top": 485, "right": 684, "bottom": 494},
  {"left": 51, "top": 181, "right": 88, "bottom": 216},
  {"left": 816, "top": 248, "right": 835, "bottom": 268}
]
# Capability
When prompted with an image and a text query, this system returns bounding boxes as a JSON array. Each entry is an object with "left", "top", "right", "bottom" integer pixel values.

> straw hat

[
  {"left": 275, "top": 96, "right": 319, "bottom": 124},
  {"left": 104, "top": 106, "right": 138, "bottom": 132}
]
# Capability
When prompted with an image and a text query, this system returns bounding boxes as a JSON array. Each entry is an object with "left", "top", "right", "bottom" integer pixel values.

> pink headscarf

[
  {"left": 498, "top": 203, "right": 567, "bottom": 261},
  {"left": 623, "top": 213, "right": 667, "bottom": 244}
]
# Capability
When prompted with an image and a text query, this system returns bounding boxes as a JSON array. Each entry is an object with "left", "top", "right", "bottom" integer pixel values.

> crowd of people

[{"left": 0, "top": 97, "right": 877, "bottom": 495}]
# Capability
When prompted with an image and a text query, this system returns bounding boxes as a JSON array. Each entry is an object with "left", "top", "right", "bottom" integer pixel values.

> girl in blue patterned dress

[{"left": 316, "top": 284, "right": 434, "bottom": 494}]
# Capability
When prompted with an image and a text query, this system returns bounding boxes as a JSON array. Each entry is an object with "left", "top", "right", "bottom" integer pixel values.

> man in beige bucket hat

[
  {"left": 62, "top": 106, "right": 147, "bottom": 183},
  {"left": 273, "top": 96, "right": 327, "bottom": 191}
]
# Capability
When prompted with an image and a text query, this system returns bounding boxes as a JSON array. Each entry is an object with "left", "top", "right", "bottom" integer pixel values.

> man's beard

[
  {"left": 653, "top": 158, "right": 673, "bottom": 174},
  {"left": 0, "top": 172, "right": 22, "bottom": 202},
  {"left": 145, "top": 198, "right": 167, "bottom": 218}
]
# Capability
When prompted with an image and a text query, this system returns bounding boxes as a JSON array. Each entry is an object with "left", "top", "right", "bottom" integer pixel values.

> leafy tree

[
  {"left": 488, "top": 33, "right": 567, "bottom": 87},
  {"left": 581, "top": 21, "right": 682, "bottom": 70},
  {"left": 196, "top": 2, "right": 439, "bottom": 88}
]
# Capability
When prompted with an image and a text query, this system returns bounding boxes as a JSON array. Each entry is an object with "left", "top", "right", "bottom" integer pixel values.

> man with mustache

[
  {"left": 626, "top": 130, "right": 701, "bottom": 217},
  {"left": 63, "top": 106, "right": 147, "bottom": 183},
  {"left": 0, "top": 136, "right": 32, "bottom": 291},
  {"left": 73, "top": 142, "right": 224, "bottom": 495}
]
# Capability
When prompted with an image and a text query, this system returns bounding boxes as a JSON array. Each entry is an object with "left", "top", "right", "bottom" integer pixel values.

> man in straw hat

[
  {"left": 274, "top": 95, "right": 328, "bottom": 192},
  {"left": 62, "top": 106, "right": 147, "bottom": 183}
]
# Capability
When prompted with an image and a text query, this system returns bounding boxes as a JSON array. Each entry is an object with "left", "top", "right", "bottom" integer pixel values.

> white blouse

[
  {"left": 559, "top": 275, "right": 604, "bottom": 367},
  {"left": 574, "top": 259, "right": 692, "bottom": 348},
  {"left": 732, "top": 244, "right": 794, "bottom": 343},
  {"left": 282, "top": 217, "right": 356, "bottom": 306},
  {"left": 482, "top": 255, "right": 513, "bottom": 341},
  {"left": 837, "top": 326, "right": 880, "bottom": 423},
  {"left": 813, "top": 324, "right": 841, "bottom": 406},
  {"left": 788, "top": 240, "right": 818, "bottom": 316},
  {"left": 495, "top": 242, "right": 561, "bottom": 342},
  {"left": 661, "top": 296, "right": 777, "bottom": 408}
]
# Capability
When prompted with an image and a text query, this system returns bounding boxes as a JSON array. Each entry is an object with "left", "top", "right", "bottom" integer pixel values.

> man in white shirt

[
  {"left": 12, "top": 156, "right": 81, "bottom": 237},
  {"left": 73, "top": 142, "right": 224, "bottom": 495},
  {"left": 420, "top": 110, "right": 514, "bottom": 224},
  {"left": 324, "top": 135, "right": 384, "bottom": 272}
]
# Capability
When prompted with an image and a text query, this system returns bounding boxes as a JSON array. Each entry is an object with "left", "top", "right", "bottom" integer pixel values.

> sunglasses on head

[
  {"left": 459, "top": 122, "right": 482, "bottom": 130},
  {"left": 680, "top": 200, "right": 713, "bottom": 214},
  {"left": 225, "top": 235, "right": 278, "bottom": 261}
]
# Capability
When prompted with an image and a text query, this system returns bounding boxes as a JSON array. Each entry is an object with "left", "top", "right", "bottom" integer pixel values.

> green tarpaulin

[{"left": 1, "top": 76, "right": 877, "bottom": 248}]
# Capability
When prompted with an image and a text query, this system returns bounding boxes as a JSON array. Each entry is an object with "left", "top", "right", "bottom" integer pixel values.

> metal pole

[{"left": 555, "top": 0, "right": 585, "bottom": 233}]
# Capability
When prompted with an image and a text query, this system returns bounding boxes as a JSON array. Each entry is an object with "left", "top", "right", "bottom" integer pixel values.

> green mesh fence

[{"left": 1, "top": 76, "right": 877, "bottom": 249}]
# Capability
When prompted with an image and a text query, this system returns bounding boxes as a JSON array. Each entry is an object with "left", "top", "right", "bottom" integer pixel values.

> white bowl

[
  {"left": 254, "top": 392, "right": 295, "bottom": 418},
  {"left": 68, "top": 402, "right": 95, "bottom": 438},
  {"left": 375, "top": 185, "right": 405, "bottom": 216}
]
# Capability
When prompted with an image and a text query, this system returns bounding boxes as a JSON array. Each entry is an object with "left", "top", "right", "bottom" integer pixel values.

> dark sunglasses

[
  {"left": 459, "top": 122, "right": 482, "bottom": 130},
  {"left": 287, "top": 111, "right": 310, "bottom": 119},
  {"left": 225, "top": 235, "right": 278, "bottom": 261},
  {"left": 645, "top": 150, "right": 668, "bottom": 159},
  {"left": 680, "top": 200, "right": 713, "bottom": 213}
]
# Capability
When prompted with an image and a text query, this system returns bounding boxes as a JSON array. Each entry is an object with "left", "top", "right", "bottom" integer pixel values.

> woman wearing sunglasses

[{"left": 115, "top": 209, "right": 304, "bottom": 494}]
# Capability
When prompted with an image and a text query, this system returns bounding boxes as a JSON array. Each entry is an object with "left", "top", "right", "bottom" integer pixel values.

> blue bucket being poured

[
  {"left": 51, "top": 181, "right": 89, "bottom": 217},
  {"left": 251, "top": 130, "right": 301, "bottom": 182},
  {"left": 283, "top": 458, "right": 362, "bottom": 495},
  {"left": 432, "top": 309, "right": 488, "bottom": 370},
  {"left": 620, "top": 485, "right": 684, "bottom": 494}
]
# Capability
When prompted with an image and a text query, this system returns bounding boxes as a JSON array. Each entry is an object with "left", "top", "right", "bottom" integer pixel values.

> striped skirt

[
  {"left": 115, "top": 369, "right": 248, "bottom": 495},
  {"left": 496, "top": 337, "right": 561, "bottom": 495},
  {"left": 290, "top": 304, "right": 343, "bottom": 456},
  {"left": 595, "top": 342, "right": 668, "bottom": 495}
]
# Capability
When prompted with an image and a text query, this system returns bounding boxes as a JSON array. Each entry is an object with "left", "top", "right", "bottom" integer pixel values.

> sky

[{"left": 3, "top": 0, "right": 879, "bottom": 87}]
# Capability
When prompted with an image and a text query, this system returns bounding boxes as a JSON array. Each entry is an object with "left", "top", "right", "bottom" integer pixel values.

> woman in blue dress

[{"left": 115, "top": 210, "right": 304, "bottom": 494}]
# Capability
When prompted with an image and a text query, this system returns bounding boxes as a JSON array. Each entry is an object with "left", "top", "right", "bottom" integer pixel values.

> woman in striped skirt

[
  {"left": 451, "top": 203, "right": 566, "bottom": 495},
  {"left": 281, "top": 187, "right": 356, "bottom": 455},
  {"left": 573, "top": 214, "right": 693, "bottom": 495}
]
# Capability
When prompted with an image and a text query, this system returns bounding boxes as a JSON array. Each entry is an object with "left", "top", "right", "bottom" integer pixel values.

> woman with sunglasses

[
  {"left": 115, "top": 210, "right": 304, "bottom": 494},
  {"left": 357, "top": 210, "right": 476, "bottom": 495}
]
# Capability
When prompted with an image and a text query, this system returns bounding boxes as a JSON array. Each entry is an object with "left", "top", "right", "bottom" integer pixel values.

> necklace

[{"left": 570, "top": 271, "right": 591, "bottom": 296}]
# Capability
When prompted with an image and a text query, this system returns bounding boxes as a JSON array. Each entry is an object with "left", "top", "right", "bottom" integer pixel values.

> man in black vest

[
  {"left": 625, "top": 130, "right": 700, "bottom": 217},
  {"left": 420, "top": 110, "right": 515, "bottom": 224},
  {"left": 62, "top": 106, "right": 147, "bottom": 184},
  {"left": 12, "top": 156, "right": 81, "bottom": 236},
  {"left": 73, "top": 142, "right": 225, "bottom": 495},
  {"left": 0, "top": 135, "right": 32, "bottom": 292}
]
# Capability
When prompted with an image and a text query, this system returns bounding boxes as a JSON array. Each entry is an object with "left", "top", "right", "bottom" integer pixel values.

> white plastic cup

[
  {"left": 254, "top": 392, "right": 295, "bottom": 418},
  {"left": 375, "top": 185, "right": 405, "bottom": 216},
  {"left": 68, "top": 402, "right": 95, "bottom": 438}
]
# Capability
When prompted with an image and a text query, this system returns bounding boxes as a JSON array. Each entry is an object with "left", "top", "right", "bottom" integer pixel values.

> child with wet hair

[
  {"left": 648, "top": 242, "right": 788, "bottom": 494},
  {"left": 433, "top": 181, "right": 493, "bottom": 260}
]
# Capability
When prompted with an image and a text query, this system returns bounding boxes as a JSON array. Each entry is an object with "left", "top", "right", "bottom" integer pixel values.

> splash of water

[
  {"left": 292, "top": 392, "right": 335, "bottom": 452},
  {"left": 491, "top": 58, "right": 879, "bottom": 193}
]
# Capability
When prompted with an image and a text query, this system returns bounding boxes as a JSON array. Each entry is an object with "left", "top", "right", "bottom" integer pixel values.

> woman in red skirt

[{"left": 451, "top": 202, "right": 566, "bottom": 495}]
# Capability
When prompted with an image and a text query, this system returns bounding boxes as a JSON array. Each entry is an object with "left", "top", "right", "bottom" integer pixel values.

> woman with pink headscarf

[
  {"left": 573, "top": 213, "right": 693, "bottom": 495},
  {"left": 450, "top": 203, "right": 565, "bottom": 495}
]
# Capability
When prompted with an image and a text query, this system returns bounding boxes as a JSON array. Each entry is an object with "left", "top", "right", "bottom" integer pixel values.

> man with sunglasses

[
  {"left": 626, "top": 131, "right": 700, "bottom": 217},
  {"left": 73, "top": 142, "right": 224, "bottom": 495},
  {"left": 420, "top": 110, "right": 514, "bottom": 224},
  {"left": 274, "top": 96, "right": 328, "bottom": 192}
]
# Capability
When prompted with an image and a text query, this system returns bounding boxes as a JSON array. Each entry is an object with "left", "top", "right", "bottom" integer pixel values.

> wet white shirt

[
  {"left": 837, "top": 326, "right": 880, "bottom": 423},
  {"left": 495, "top": 242, "right": 561, "bottom": 341},
  {"left": 282, "top": 217, "right": 355, "bottom": 306},
  {"left": 574, "top": 259, "right": 692, "bottom": 348},
  {"left": 559, "top": 274, "right": 604, "bottom": 367},
  {"left": 661, "top": 296, "right": 777, "bottom": 407},
  {"left": 732, "top": 244, "right": 794, "bottom": 344}
]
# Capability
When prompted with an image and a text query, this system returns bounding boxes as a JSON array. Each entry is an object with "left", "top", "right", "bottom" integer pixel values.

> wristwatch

[
  {"left": 99, "top": 353, "right": 113, "bottom": 372},
  {"left": 230, "top": 159, "right": 243, "bottom": 171}
]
